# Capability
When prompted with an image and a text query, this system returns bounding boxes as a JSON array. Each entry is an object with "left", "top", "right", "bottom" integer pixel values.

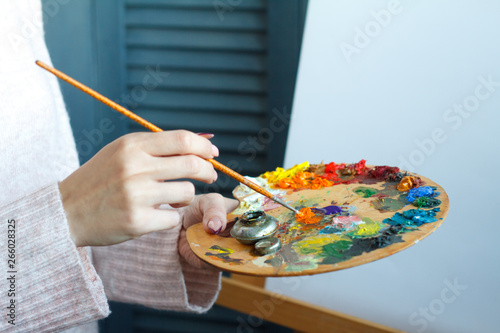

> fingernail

[
  {"left": 198, "top": 133, "right": 215, "bottom": 139},
  {"left": 211, "top": 144, "right": 219, "bottom": 157},
  {"left": 208, "top": 219, "right": 223, "bottom": 234},
  {"left": 213, "top": 170, "right": 218, "bottom": 182}
]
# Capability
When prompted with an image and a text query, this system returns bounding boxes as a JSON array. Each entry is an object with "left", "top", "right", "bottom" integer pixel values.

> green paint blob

[
  {"left": 413, "top": 196, "right": 441, "bottom": 208},
  {"left": 372, "top": 198, "right": 406, "bottom": 212},
  {"left": 321, "top": 240, "right": 353, "bottom": 258},
  {"left": 353, "top": 186, "right": 379, "bottom": 198},
  {"left": 379, "top": 186, "right": 400, "bottom": 198}
]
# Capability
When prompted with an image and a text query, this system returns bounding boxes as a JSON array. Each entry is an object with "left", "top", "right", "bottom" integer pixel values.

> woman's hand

[
  {"left": 59, "top": 130, "right": 219, "bottom": 247},
  {"left": 178, "top": 194, "right": 239, "bottom": 269}
]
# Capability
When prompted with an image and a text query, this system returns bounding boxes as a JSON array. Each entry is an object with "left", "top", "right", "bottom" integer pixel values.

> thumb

[{"left": 185, "top": 193, "right": 238, "bottom": 234}]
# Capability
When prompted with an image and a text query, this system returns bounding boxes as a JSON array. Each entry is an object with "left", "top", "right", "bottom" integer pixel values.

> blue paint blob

[
  {"left": 312, "top": 205, "right": 343, "bottom": 215},
  {"left": 319, "top": 226, "right": 340, "bottom": 235},
  {"left": 384, "top": 208, "right": 440, "bottom": 227},
  {"left": 406, "top": 186, "right": 440, "bottom": 203}
]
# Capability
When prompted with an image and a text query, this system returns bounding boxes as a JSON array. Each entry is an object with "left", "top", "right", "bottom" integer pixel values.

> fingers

[
  {"left": 144, "top": 208, "right": 182, "bottom": 234},
  {"left": 148, "top": 181, "right": 196, "bottom": 207},
  {"left": 197, "top": 133, "right": 214, "bottom": 139},
  {"left": 147, "top": 155, "right": 218, "bottom": 184},
  {"left": 172, "top": 193, "right": 239, "bottom": 270},
  {"left": 116, "top": 131, "right": 218, "bottom": 184},
  {"left": 137, "top": 130, "right": 219, "bottom": 159},
  {"left": 124, "top": 207, "right": 183, "bottom": 238},
  {"left": 60, "top": 129, "right": 225, "bottom": 247}
]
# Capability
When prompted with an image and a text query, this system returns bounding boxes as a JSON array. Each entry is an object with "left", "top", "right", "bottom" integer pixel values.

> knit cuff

[
  {"left": 1, "top": 183, "right": 109, "bottom": 332},
  {"left": 181, "top": 256, "right": 222, "bottom": 313},
  {"left": 93, "top": 225, "right": 221, "bottom": 313}
]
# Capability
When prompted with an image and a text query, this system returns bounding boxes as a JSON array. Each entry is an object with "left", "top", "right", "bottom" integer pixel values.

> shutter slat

[
  {"left": 128, "top": 68, "right": 266, "bottom": 94},
  {"left": 133, "top": 90, "right": 266, "bottom": 113},
  {"left": 126, "top": 28, "right": 266, "bottom": 52},
  {"left": 216, "top": 154, "right": 266, "bottom": 176},
  {"left": 129, "top": 122, "right": 268, "bottom": 157},
  {"left": 131, "top": 109, "right": 266, "bottom": 134},
  {"left": 210, "top": 132, "right": 267, "bottom": 155},
  {"left": 126, "top": 8, "right": 266, "bottom": 31},
  {"left": 126, "top": 0, "right": 266, "bottom": 10},
  {"left": 127, "top": 48, "right": 266, "bottom": 73}
]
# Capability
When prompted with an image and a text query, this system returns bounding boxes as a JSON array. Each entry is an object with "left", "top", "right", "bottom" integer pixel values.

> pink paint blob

[
  {"left": 263, "top": 197, "right": 283, "bottom": 211},
  {"left": 332, "top": 216, "right": 362, "bottom": 230}
]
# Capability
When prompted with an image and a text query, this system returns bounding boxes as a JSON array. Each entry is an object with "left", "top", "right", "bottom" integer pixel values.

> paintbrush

[{"left": 36, "top": 60, "right": 299, "bottom": 214}]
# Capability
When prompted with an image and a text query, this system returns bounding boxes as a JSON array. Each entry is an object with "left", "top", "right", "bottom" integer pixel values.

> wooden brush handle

[{"left": 35, "top": 60, "right": 277, "bottom": 202}]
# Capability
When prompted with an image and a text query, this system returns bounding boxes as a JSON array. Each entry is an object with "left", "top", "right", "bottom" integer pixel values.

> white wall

[{"left": 266, "top": 1, "right": 500, "bottom": 332}]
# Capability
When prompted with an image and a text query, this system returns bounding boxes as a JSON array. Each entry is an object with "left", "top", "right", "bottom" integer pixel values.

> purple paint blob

[{"left": 312, "top": 205, "right": 342, "bottom": 215}]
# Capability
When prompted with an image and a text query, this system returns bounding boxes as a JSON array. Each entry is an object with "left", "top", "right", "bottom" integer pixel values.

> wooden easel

[{"left": 218, "top": 274, "right": 405, "bottom": 332}]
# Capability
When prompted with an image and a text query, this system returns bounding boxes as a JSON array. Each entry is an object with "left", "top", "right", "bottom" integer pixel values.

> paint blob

[
  {"left": 278, "top": 171, "right": 334, "bottom": 190},
  {"left": 372, "top": 197, "right": 407, "bottom": 212},
  {"left": 293, "top": 234, "right": 350, "bottom": 255},
  {"left": 312, "top": 205, "right": 342, "bottom": 215},
  {"left": 397, "top": 175, "right": 423, "bottom": 191},
  {"left": 348, "top": 217, "right": 382, "bottom": 238},
  {"left": 331, "top": 216, "right": 362, "bottom": 230},
  {"left": 319, "top": 226, "right": 339, "bottom": 234},
  {"left": 369, "top": 165, "right": 400, "bottom": 179},
  {"left": 406, "top": 186, "right": 439, "bottom": 203},
  {"left": 384, "top": 208, "right": 440, "bottom": 228},
  {"left": 295, "top": 207, "right": 323, "bottom": 224},
  {"left": 205, "top": 245, "right": 243, "bottom": 265},
  {"left": 262, "top": 161, "right": 310, "bottom": 183},
  {"left": 412, "top": 196, "right": 441, "bottom": 208},
  {"left": 354, "top": 186, "right": 379, "bottom": 198},
  {"left": 204, "top": 159, "right": 445, "bottom": 274}
]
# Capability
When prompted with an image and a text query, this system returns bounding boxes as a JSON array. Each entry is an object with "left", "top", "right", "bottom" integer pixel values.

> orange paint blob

[
  {"left": 276, "top": 172, "right": 334, "bottom": 190},
  {"left": 310, "top": 177, "right": 335, "bottom": 189},
  {"left": 397, "top": 176, "right": 422, "bottom": 191},
  {"left": 295, "top": 207, "right": 323, "bottom": 224}
]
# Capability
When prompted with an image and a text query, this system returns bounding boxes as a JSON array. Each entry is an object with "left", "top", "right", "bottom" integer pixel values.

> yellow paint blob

[
  {"left": 351, "top": 218, "right": 382, "bottom": 238},
  {"left": 209, "top": 246, "right": 234, "bottom": 254},
  {"left": 261, "top": 161, "right": 310, "bottom": 183},
  {"left": 293, "top": 235, "right": 349, "bottom": 255}
]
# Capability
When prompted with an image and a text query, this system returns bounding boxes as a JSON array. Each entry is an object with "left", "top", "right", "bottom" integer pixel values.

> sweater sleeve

[
  {"left": 92, "top": 225, "right": 221, "bottom": 313},
  {"left": 0, "top": 183, "right": 109, "bottom": 333}
]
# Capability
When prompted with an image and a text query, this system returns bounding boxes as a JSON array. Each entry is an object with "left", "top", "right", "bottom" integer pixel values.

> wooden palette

[{"left": 187, "top": 169, "right": 449, "bottom": 277}]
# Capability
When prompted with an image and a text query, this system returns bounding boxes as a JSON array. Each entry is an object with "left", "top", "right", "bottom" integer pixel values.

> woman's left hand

[{"left": 178, "top": 193, "right": 239, "bottom": 269}]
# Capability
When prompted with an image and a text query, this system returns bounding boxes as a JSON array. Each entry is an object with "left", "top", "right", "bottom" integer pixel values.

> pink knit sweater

[{"left": 0, "top": 2, "right": 220, "bottom": 332}]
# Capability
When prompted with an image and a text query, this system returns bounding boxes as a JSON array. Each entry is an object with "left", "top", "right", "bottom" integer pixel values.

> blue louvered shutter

[
  {"left": 123, "top": 0, "right": 270, "bottom": 195},
  {"left": 46, "top": 0, "right": 305, "bottom": 196},
  {"left": 46, "top": 0, "right": 306, "bottom": 329}
]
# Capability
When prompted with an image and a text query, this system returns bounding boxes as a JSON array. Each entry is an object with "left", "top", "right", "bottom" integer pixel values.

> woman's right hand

[{"left": 59, "top": 130, "right": 219, "bottom": 247}]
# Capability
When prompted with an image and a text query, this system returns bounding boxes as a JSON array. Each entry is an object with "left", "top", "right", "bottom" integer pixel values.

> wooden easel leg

[
  {"left": 230, "top": 273, "right": 266, "bottom": 288},
  {"left": 217, "top": 277, "right": 405, "bottom": 333}
]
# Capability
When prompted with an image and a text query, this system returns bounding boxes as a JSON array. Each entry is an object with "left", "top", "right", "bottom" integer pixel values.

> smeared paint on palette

[{"left": 186, "top": 161, "right": 449, "bottom": 277}]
